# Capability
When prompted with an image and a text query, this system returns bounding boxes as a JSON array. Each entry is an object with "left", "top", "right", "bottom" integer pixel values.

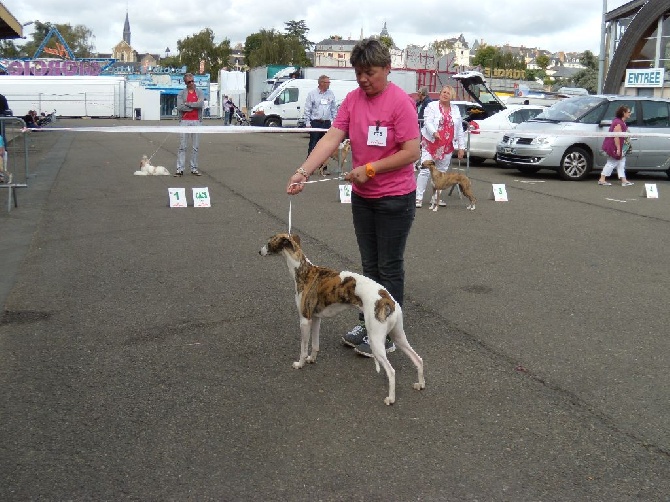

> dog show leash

[
  {"left": 145, "top": 134, "right": 172, "bottom": 163},
  {"left": 288, "top": 174, "right": 348, "bottom": 234}
]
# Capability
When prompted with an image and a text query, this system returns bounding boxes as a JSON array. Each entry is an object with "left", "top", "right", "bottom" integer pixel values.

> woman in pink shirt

[{"left": 286, "top": 39, "right": 420, "bottom": 356}]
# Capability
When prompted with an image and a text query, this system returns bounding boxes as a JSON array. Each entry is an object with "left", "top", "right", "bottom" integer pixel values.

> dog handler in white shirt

[
  {"left": 415, "top": 85, "right": 465, "bottom": 207},
  {"left": 303, "top": 75, "right": 338, "bottom": 174}
]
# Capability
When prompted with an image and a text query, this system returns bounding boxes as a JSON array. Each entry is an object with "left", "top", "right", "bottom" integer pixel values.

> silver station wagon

[{"left": 496, "top": 95, "right": 670, "bottom": 180}]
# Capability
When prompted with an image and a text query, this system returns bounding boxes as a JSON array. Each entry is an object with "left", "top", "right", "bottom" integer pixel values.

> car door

[
  {"left": 636, "top": 100, "right": 670, "bottom": 170},
  {"left": 275, "top": 86, "right": 300, "bottom": 126}
]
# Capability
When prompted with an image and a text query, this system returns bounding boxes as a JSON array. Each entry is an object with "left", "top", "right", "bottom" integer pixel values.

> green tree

[
  {"left": 428, "top": 39, "right": 454, "bottom": 57},
  {"left": 244, "top": 32, "right": 264, "bottom": 64},
  {"left": 245, "top": 29, "right": 310, "bottom": 67},
  {"left": 0, "top": 40, "right": 21, "bottom": 58},
  {"left": 284, "top": 20, "right": 312, "bottom": 50},
  {"left": 579, "top": 50, "right": 598, "bottom": 70},
  {"left": 573, "top": 67, "right": 598, "bottom": 93},
  {"left": 535, "top": 54, "right": 551, "bottom": 72},
  {"left": 176, "top": 28, "right": 231, "bottom": 82},
  {"left": 471, "top": 45, "right": 497, "bottom": 68},
  {"left": 19, "top": 21, "right": 94, "bottom": 58},
  {"left": 379, "top": 35, "right": 394, "bottom": 50},
  {"left": 160, "top": 55, "right": 184, "bottom": 70},
  {"left": 524, "top": 69, "right": 542, "bottom": 81}
]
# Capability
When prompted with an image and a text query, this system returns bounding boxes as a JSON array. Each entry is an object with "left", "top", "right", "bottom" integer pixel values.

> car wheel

[
  {"left": 265, "top": 117, "right": 281, "bottom": 127},
  {"left": 558, "top": 146, "right": 592, "bottom": 181},
  {"left": 517, "top": 167, "right": 540, "bottom": 175}
]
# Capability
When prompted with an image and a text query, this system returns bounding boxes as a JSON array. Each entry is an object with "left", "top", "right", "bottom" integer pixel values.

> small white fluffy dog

[{"left": 134, "top": 155, "right": 170, "bottom": 176}]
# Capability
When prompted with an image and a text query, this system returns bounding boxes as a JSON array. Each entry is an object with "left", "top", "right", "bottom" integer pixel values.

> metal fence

[{"left": 0, "top": 116, "right": 29, "bottom": 211}]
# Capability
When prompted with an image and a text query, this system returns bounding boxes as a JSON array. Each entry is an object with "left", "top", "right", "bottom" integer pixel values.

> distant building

[
  {"left": 229, "top": 44, "right": 246, "bottom": 71},
  {"left": 313, "top": 37, "right": 359, "bottom": 67}
]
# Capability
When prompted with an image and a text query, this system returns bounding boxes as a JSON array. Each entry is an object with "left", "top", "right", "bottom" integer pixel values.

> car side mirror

[{"left": 599, "top": 119, "right": 612, "bottom": 128}]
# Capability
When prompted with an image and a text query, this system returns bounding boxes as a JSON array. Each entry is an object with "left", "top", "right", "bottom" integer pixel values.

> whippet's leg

[
  {"left": 461, "top": 181, "right": 477, "bottom": 210},
  {"left": 367, "top": 327, "right": 396, "bottom": 405},
  {"left": 389, "top": 322, "right": 425, "bottom": 392},
  {"left": 293, "top": 318, "right": 311, "bottom": 369},
  {"left": 307, "top": 317, "right": 321, "bottom": 363},
  {"left": 432, "top": 189, "right": 442, "bottom": 212},
  {"left": 429, "top": 188, "right": 437, "bottom": 210}
]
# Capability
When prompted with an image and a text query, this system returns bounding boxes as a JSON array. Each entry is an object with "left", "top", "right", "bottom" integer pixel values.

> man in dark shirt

[
  {"left": 0, "top": 94, "right": 10, "bottom": 116},
  {"left": 416, "top": 86, "right": 431, "bottom": 127}
]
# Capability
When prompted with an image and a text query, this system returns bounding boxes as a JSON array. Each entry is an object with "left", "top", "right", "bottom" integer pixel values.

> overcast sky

[{"left": 8, "top": 0, "right": 631, "bottom": 57}]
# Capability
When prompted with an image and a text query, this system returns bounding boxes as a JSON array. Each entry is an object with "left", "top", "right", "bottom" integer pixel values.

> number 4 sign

[
  {"left": 192, "top": 187, "right": 211, "bottom": 207},
  {"left": 641, "top": 183, "right": 659, "bottom": 199}
]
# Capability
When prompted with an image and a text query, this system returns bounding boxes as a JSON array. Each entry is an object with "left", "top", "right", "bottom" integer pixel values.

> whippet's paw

[
  {"left": 432, "top": 206, "right": 439, "bottom": 212},
  {"left": 292, "top": 361, "right": 305, "bottom": 369},
  {"left": 413, "top": 382, "right": 426, "bottom": 390},
  {"left": 384, "top": 396, "right": 396, "bottom": 405},
  {"left": 467, "top": 204, "right": 476, "bottom": 211},
  {"left": 306, "top": 354, "right": 317, "bottom": 364}
]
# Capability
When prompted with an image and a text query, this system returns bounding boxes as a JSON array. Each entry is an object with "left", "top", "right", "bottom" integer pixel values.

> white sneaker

[
  {"left": 415, "top": 200, "right": 422, "bottom": 208},
  {"left": 438, "top": 201, "right": 447, "bottom": 207}
]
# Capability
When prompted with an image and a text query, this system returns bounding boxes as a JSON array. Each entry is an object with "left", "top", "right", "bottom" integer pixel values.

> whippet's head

[
  {"left": 259, "top": 233, "right": 302, "bottom": 258},
  {"left": 421, "top": 159, "right": 436, "bottom": 172}
]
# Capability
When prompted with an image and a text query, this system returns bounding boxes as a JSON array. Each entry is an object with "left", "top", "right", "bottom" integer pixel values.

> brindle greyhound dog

[
  {"left": 423, "top": 160, "right": 477, "bottom": 211},
  {"left": 260, "top": 233, "right": 425, "bottom": 405}
]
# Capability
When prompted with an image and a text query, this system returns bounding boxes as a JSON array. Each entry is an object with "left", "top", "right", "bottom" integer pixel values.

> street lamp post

[
  {"left": 21, "top": 20, "right": 35, "bottom": 39},
  {"left": 598, "top": 0, "right": 607, "bottom": 93}
]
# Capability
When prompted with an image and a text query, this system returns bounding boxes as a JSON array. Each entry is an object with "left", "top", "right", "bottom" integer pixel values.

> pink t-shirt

[{"left": 333, "top": 82, "right": 419, "bottom": 198}]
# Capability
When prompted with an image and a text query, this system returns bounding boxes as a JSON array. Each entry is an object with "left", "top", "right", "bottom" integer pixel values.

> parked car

[
  {"left": 496, "top": 95, "right": 670, "bottom": 180},
  {"left": 451, "top": 100, "right": 481, "bottom": 120},
  {"left": 466, "top": 104, "right": 546, "bottom": 163},
  {"left": 452, "top": 71, "right": 506, "bottom": 121}
]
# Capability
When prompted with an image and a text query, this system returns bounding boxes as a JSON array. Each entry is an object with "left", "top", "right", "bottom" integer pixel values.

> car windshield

[{"left": 533, "top": 96, "right": 606, "bottom": 122}]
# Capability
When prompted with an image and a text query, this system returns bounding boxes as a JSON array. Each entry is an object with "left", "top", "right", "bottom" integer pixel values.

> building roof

[
  {"left": 549, "top": 66, "right": 582, "bottom": 78},
  {"left": 0, "top": 2, "right": 22, "bottom": 39},
  {"left": 315, "top": 38, "right": 360, "bottom": 49}
]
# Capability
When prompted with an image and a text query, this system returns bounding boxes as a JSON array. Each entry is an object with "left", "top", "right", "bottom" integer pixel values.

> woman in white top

[{"left": 415, "top": 85, "right": 465, "bottom": 207}]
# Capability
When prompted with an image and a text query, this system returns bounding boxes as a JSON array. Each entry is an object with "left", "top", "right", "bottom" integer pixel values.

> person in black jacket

[
  {"left": 0, "top": 94, "right": 9, "bottom": 116},
  {"left": 416, "top": 86, "right": 431, "bottom": 127}
]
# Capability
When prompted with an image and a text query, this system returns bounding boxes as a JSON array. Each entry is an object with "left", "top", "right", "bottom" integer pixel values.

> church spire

[{"left": 123, "top": 11, "right": 131, "bottom": 45}]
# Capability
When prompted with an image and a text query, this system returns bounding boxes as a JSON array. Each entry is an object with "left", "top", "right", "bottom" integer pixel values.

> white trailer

[{"left": 0, "top": 76, "right": 127, "bottom": 118}]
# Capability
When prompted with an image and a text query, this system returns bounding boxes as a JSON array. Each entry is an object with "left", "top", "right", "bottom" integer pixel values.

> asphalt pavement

[{"left": 1, "top": 119, "right": 669, "bottom": 501}]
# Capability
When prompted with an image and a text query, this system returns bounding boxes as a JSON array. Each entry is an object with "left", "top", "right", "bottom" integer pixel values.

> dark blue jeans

[
  {"left": 351, "top": 190, "right": 416, "bottom": 308},
  {"left": 307, "top": 119, "right": 331, "bottom": 156}
]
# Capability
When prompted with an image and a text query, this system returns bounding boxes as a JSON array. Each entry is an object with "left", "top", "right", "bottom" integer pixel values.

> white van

[{"left": 250, "top": 78, "right": 359, "bottom": 127}]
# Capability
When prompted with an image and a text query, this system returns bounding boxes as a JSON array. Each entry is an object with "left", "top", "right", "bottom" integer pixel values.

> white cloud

[{"left": 7, "top": 0, "right": 631, "bottom": 56}]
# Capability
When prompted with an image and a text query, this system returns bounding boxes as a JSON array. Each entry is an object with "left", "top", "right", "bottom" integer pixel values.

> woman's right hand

[{"left": 287, "top": 172, "right": 307, "bottom": 195}]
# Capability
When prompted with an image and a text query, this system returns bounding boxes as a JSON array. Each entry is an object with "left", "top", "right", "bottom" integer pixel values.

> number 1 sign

[{"left": 168, "top": 188, "right": 187, "bottom": 207}]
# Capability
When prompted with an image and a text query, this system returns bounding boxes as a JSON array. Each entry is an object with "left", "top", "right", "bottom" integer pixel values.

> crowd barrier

[{"left": 0, "top": 116, "right": 29, "bottom": 212}]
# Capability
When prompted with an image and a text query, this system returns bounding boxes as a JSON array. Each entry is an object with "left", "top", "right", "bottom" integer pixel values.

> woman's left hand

[
  {"left": 344, "top": 165, "right": 370, "bottom": 185},
  {"left": 457, "top": 148, "right": 465, "bottom": 160}
]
